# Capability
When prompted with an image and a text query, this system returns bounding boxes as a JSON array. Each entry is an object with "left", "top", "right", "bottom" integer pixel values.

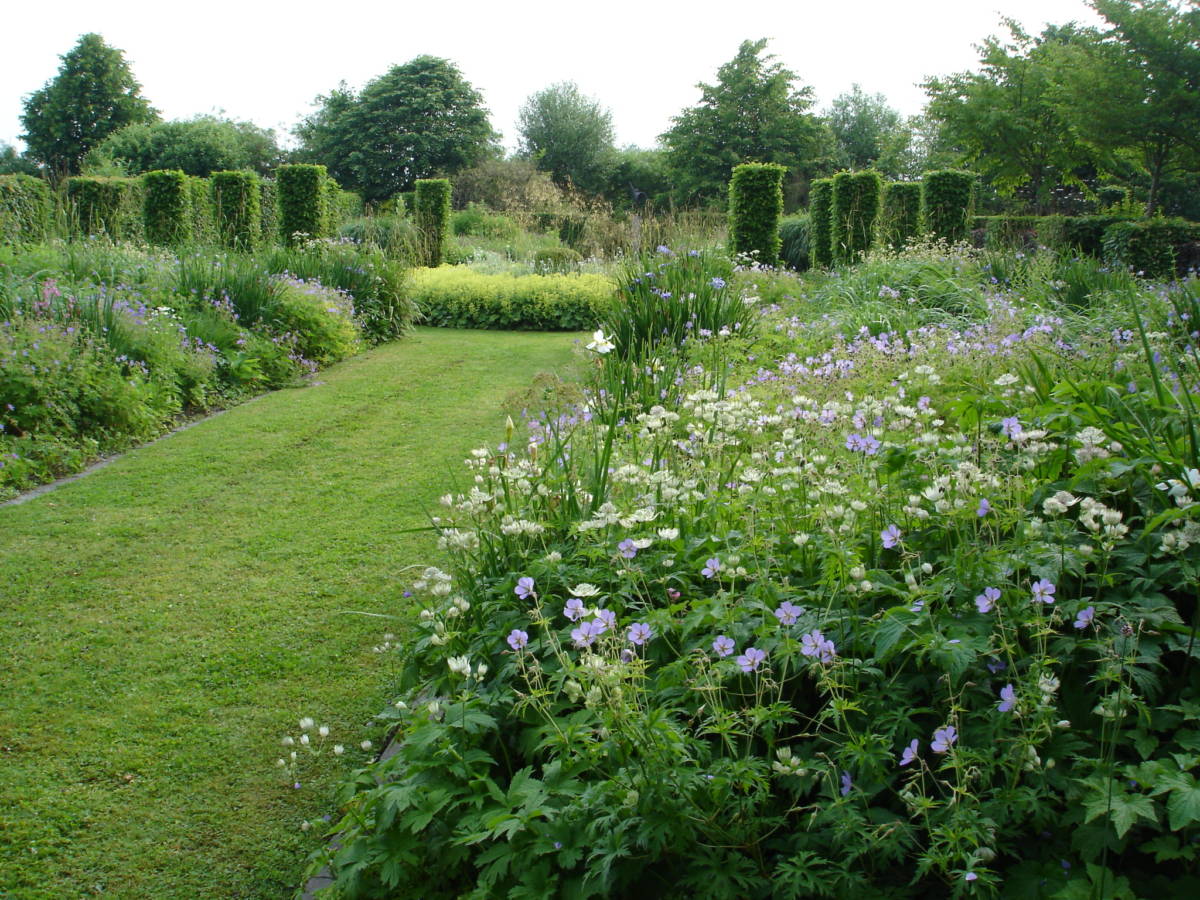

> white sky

[{"left": 1, "top": 0, "right": 1104, "bottom": 154}]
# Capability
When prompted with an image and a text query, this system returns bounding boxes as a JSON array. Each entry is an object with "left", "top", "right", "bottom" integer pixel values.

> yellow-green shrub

[{"left": 411, "top": 267, "right": 613, "bottom": 330}]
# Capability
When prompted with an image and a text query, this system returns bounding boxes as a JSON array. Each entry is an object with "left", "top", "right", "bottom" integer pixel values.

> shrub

[
  {"left": 62, "top": 176, "right": 143, "bottom": 240},
  {"left": 210, "top": 170, "right": 262, "bottom": 250},
  {"left": 411, "top": 267, "right": 612, "bottom": 330},
  {"left": 189, "top": 176, "right": 215, "bottom": 245},
  {"left": 0, "top": 174, "right": 52, "bottom": 244},
  {"left": 452, "top": 203, "right": 520, "bottom": 240},
  {"left": 879, "top": 181, "right": 921, "bottom": 250},
  {"left": 259, "top": 178, "right": 278, "bottom": 246},
  {"left": 727, "top": 162, "right": 786, "bottom": 264},
  {"left": 339, "top": 215, "right": 418, "bottom": 259},
  {"left": 277, "top": 164, "right": 330, "bottom": 245},
  {"left": 533, "top": 246, "right": 582, "bottom": 273},
  {"left": 1103, "top": 218, "right": 1200, "bottom": 279},
  {"left": 809, "top": 178, "right": 833, "bottom": 268},
  {"left": 142, "top": 170, "right": 192, "bottom": 246},
  {"left": 415, "top": 178, "right": 452, "bottom": 267},
  {"left": 830, "top": 170, "right": 882, "bottom": 265},
  {"left": 1058, "top": 215, "right": 1135, "bottom": 258},
  {"left": 980, "top": 215, "right": 1044, "bottom": 250},
  {"left": 326, "top": 184, "right": 363, "bottom": 233},
  {"left": 269, "top": 275, "right": 361, "bottom": 366},
  {"left": 922, "top": 170, "right": 974, "bottom": 243},
  {"left": 778, "top": 214, "right": 810, "bottom": 271}
]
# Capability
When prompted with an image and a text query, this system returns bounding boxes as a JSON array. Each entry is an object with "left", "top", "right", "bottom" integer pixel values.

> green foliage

[
  {"left": 518, "top": 82, "right": 615, "bottom": 194},
  {"left": 661, "top": 39, "right": 832, "bottom": 205},
  {"left": 338, "top": 215, "right": 418, "bottom": 259},
  {"left": 142, "top": 170, "right": 192, "bottom": 246},
  {"left": 0, "top": 141, "right": 40, "bottom": 176},
  {"left": 825, "top": 84, "right": 916, "bottom": 177},
  {"left": 410, "top": 267, "right": 612, "bottom": 330},
  {"left": 452, "top": 203, "right": 520, "bottom": 240},
  {"left": 980, "top": 214, "right": 1045, "bottom": 250},
  {"left": 1103, "top": 218, "right": 1200, "bottom": 278},
  {"left": 778, "top": 214, "right": 810, "bottom": 271},
  {"left": 210, "top": 170, "right": 262, "bottom": 250},
  {"left": 259, "top": 178, "right": 277, "bottom": 246},
  {"left": 270, "top": 276, "right": 361, "bottom": 365},
  {"left": 326, "top": 186, "right": 363, "bottom": 232},
  {"left": 20, "top": 33, "right": 157, "bottom": 177},
  {"left": 295, "top": 56, "right": 497, "bottom": 203},
  {"left": 84, "top": 115, "right": 281, "bottom": 177},
  {"left": 62, "top": 176, "right": 143, "bottom": 240},
  {"left": 277, "top": 164, "right": 330, "bottom": 245},
  {"left": 414, "top": 178, "right": 452, "bottom": 267},
  {"left": 922, "top": 170, "right": 975, "bottom": 243},
  {"left": 0, "top": 174, "right": 52, "bottom": 244},
  {"left": 728, "top": 162, "right": 786, "bottom": 264},
  {"left": 1059, "top": 214, "right": 1135, "bottom": 257},
  {"left": 830, "top": 169, "right": 882, "bottom": 264},
  {"left": 879, "top": 181, "right": 922, "bottom": 250},
  {"left": 809, "top": 178, "right": 833, "bottom": 268},
  {"left": 188, "top": 177, "right": 214, "bottom": 245},
  {"left": 533, "top": 246, "right": 583, "bottom": 273}
]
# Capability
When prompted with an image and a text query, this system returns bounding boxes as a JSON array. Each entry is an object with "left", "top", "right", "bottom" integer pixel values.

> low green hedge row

[{"left": 410, "top": 267, "right": 613, "bottom": 331}]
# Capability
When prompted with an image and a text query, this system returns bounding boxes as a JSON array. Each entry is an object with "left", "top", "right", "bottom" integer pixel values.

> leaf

[
  {"left": 1166, "top": 776, "right": 1200, "bottom": 831},
  {"left": 1140, "top": 834, "right": 1197, "bottom": 863},
  {"left": 1083, "top": 786, "right": 1158, "bottom": 838}
]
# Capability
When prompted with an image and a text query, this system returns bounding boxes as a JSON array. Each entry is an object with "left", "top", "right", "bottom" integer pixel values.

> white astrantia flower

[{"left": 569, "top": 583, "right": 602, "bottom": 598}]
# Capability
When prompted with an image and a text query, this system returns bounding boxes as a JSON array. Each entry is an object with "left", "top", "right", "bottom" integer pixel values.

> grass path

[{"left": 0, "top": 328, "right": 581, "bottom": 900}]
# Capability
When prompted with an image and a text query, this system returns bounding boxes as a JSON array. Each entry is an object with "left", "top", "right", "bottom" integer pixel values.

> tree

[
  {"left": 1049, "top": 0, "right": 1200, "bottom": 216},
  {"left": 923, "top": 21, "right": 1091, "bottom": 212},
  {"left": 661, "top": 39, "right": 832, "bottom": 205},
  {"left": 296, "top": 57, "right": 497, "bottom": 203},
  {"left": 84, "top": 116, "right": 281, "bottom": 177},
  {"left": 20, "top": 33, "right": 157, "bottom": 178},
  {"left": 824, "top": 85, "right": 914, "bottom": 177},
  {"left": 0, "top": 142, "right": 40, "bottom": 176},
  {"left": 517, "top": 82, "right": 615, "bottom": 194}
]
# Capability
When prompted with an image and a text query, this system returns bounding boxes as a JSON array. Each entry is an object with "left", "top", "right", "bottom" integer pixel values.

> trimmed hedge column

[
  {"left": 727, "top": 162, "right": 787, "bottom": 264},
  {"left": 880, "top": 181, "right": 921, "bottom": 250},
  {"left": 63, "top": 176, "right": 142, "bottom": 240},
  {"left": 831, "top": 170, "right": 882, "bottom": 265},
  {"left": 277, "top": 164, "right": 330, "bottom": 245},
  {"left": 809, "top": 178, "right": 833, "bottom": 269},
  {"left": 259, "top": 178, "right": 278, "bottom": 246},
  {"left": 922, "top": 170, "right": 975, "bottom": 244},
  {"left": 414, "top": 178, "right": 452, "bottom": 267},
  {"left": 0, "top": 174, "right": 52, "bottom": 244},
  {"left": 143, "top": 170, "right": 193, "bottom": 246},
  {"left": 211, "top": 170, "right": 262, "bottom": 250}
]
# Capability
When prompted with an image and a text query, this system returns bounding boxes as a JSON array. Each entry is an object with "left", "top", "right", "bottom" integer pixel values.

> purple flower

[
  {"left": 1031, "top": 579, "right": 1056, "bottom": 605},
  {"left": 998, "top": 683, "right": 1016, "bottom": 713},
  {"left": 710, "top": 277, "right": 726, "bottom": 289},
  {"left": 910, "top": 599, "right": 925, "bottom": 613},
  {"left": 899, "top": 739, "right": 919, "bottom": 766},
  {"left": 712, "top": 635, "right": 735, "bottom": 657},
  {"left": 774, "top": 600, "right": 803, "bottom": 625},
  {"left": 507, "top": 629, "right": 529, "bottom": 651},
  {"left": 840, "top": 771, "right": 853, "bottom": 796},
  {"left": 1001, "top": 416, "right": 1023, "bottom": 438},
  {"left": 701, "top": 557, "right": 721, "bottom": 578},
  {"left": 986, "top": 658, "right": 1007, "bottom": 674},
  {"left": 931, "top": 726, "right": 957, "bottom": 753},
  {"left": 514, "top": 576, "right": 536, "bottom": 600},
  {"left": 975, "top": 586, "right": 1000, "bottom": 613},
  {"left": 881, "top": 524, "right": 901, "bottom": 549},
  {"left": 627, "top": 622, "right": 652, "bottom": 645},
  {"left": 564, "top": 598, "right": 587, "bottom": 621},
  {"left": 736, "top": 647, "right": 766, "bottom": 673},
  {"left": 976, "top": 498, "right": 991, "bottom": 517},
  {"left": 571, "top": 619, "right": 607, "bottom": 648},
  {"left": 617, "top": 538, "right": 637, "bottom": 559},
  {"left": 801, "top": 630, "right": 837, "bottom": 664},
  {"left": 594, "top": 608, "right": 616, "bottom": 630},
  {"left": 845, "top": 432, "right": 881, "bottom": 455},
  {"left": 965, "top": 872, "right": 978, "bottom": 882},
  {"left": 1073, "top": 605, "right": 1095, "bottom": 629}
]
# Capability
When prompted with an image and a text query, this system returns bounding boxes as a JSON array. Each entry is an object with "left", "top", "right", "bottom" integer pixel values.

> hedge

[
  {"left": 809, "top": 178, "right": 833, "bottom": 269},
  {"left": 142, "top": 170, "right": 192, "bottom": 246},
  {"left": 1103, "top": 219, "right": 1200, "bottom": 279},
  {"left": 411, "top": 267, "right": 613, "bottom": 330},
  {"left": 778, "top": 214, "right": 810, "bottom": 271},
  {"left": 260, "top": 178, "right": 278, "bottom": 246},
  {"left": 830, "top": 170, "right": 882, "bottom": 265},
  {"left": 0, "top": 174, "right": 52, "bottom": 244},
  {"left": 880, "top": 181, "right": 922, "bottom": 250},
  {"left": 211, "top": 170, "right": 262, "bottom": 250},
  {"left": 922, "top": 170, "right": 975, "bottom": 244},
  {"left": 62, "top": 177, "right": 143, "bottom": 241},
  {"left": 414, "top": 179, "right": 452, "bottom": 267},
  {"left": 727, "top": 162, "right": 786, "bottom": 264},
  {"left": 277, "top": 164, "right": 329, "bottom": 245}
]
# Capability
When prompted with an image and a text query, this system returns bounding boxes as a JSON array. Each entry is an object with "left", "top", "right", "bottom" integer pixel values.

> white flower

[
  {"left": 299, "top": 717, "right": 314, "bottom": 731},
  {"left": 299, "top": 733, "right": 310, "bottom": 746},
  {"left": 569, "top": 583, "right": 602, "bottom": 598},
  {"left": 447, "top": 655, "right": 471, "bottom": 676},
  {"left": 586, "top": 329, "right": 615, "bottom": 354},
  {"left": 318, "top": 725, "right": 329, "bottom": 738},
  {"left": 361, "top": 740, "right": 373, "bottom": 751}
]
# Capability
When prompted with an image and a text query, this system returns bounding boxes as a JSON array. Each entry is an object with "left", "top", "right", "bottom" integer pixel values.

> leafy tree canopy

[
  {"left": 0, "top": 142, "right": 40, "bottom": 176},
  {"left": 296, "top": 56, "right": 498, "bottom": 203},
  {"left": 824, "top": 85, "right": 916, "bottom": 178},
  {"left": 518, "top": 82, "right": 615, "bottom": 195},
  {"left": 661, "top": 39, "right": 833, "bottom": 205},
  {"left": 84, "top": 116, "right": 281, "bottom": 177},
  {"left": 20, "top": 33, "right": 157, "bottom": 177}
]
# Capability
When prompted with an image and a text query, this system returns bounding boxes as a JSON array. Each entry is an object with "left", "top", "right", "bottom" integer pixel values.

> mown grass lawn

[{"left": 0, "top": 327, "right": 582, "bottom": 900}]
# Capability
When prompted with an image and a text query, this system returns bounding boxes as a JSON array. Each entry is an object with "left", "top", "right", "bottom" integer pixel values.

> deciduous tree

[{"left": 518, "top": 82, "right": 615, "bottom": 194}]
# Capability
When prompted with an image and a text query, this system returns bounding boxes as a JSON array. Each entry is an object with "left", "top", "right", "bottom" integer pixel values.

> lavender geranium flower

[
  {"left": 840, "top": 771, "right": 853, "bottom": 796},
  {"left": 931, "top": 726, "right": 958, "bottom": 753},
  {"left": 1073, "top": 605, "right": 1095, "bottom": 629},
  {"left": 998, "top": 683, "right": 1016, "bottom": 713},
  {"left": 1031, "top": 579, "right": 1057, "bottom": 605},
  {"left": 736, "top": 647, "right": 766, "bottom": 673},
  {"left": 617, "top": 538, "right": 637, "bottom": 559},
  {"left": 514, "top": 576, "right": 535, "bottom": 599},
  {"left": 712, "top": 635, "right": 735, "bottom": 657},
  {"left": 564, "top": 598, "right": 587, "bottom": 621},
  {"left": 977, "top": 498, "right": 991, "bottom": 517},
  {"left": 801, "top": 629, "right": 837, "bottom": 664},
  {"left": 701, "top": 557, "right": 721, "bottom": 578},
  {"left": 506, "top": 629, "right": 529, "bottom": 651},
  {"left": 881, "top": 524, "right": 901, "bottom": 549},
  {"left": 975, "top": 586, "right": 1000, "bottom": 613},
  {"left": 1001, "top": 416, "right": 1023, "bottom": 438},
  {"left": 774, "top": 600, "right": 803, "bottom": 626},
  {"left": 899, "top": 739, "right": 919, "bottom": 766},
  {"left": 627, "top": 622, "right": 653, "bottom": 645},
  {"left": 570, "top": 619, "right": 607, "bottom": 648}
]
